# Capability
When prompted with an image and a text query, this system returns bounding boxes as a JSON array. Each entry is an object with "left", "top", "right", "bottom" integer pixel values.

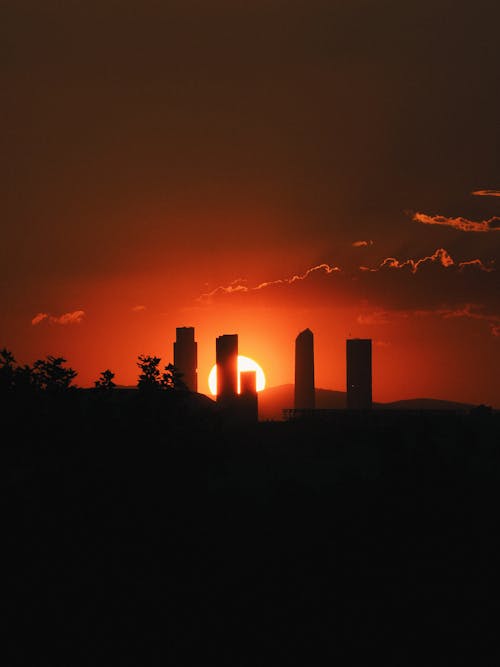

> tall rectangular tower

[
  {"left": 216, "top": 334, "right": 238, "bottom": 400},
  {"left": 173, "top": 327, "right": 198, "bottom": 392},
  {"left": 294, "top": 328, "right": 315, "bottom": 410},
  {"left": 239, "top": 370, "right": 258, "bottom": 423},
  {"left": 346, "top": 338, "right": 372, "bottom": 410}
]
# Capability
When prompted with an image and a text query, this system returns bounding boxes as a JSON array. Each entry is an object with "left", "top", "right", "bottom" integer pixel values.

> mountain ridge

[{"left": 258, "top": 384, "right": 478, "bottom": 421}]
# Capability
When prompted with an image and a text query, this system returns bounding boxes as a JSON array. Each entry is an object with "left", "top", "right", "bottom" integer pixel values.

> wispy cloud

[
  {"left": 357, "top": 303, "right": 500, "bottom": 338},
  {"left": 458, "top": 259, "right": 495, "bottom": 272},
  {"left": 472, "top": 189, "right": 500, "bottom": 198},
  {"left": 31, "top": 313, "right": 49, "bottom": 325},
  {"left": 352, "top": 240, "right": 374, "bottom": 247},
  {"left": 31, "top": 310, "right": 85, "bottom": 326},
  {"left": 379, "top": 248, "right": 454, "bottom": 273},
  {"left": 356, "top": 310, "right": 392, "bottom": 325},
  {"left": 198, "top": 264, "right": 341, "bottom": 302},
  {"left": 437, "top": 304, "right": 500, "bottom": 337},
  {"left": 379, "top": 248, "right": 493, "bottom": 273},
  {"left": 413, "top": 212, "right": 500, "bottom": 233},
  {"left": 132, "top": 305, "right": 147, "bottom": 312}
]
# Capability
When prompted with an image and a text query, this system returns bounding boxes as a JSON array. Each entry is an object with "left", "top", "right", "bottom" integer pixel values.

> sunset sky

[{"left": 2, "top": 1, "right": 499, "bottom": 406}]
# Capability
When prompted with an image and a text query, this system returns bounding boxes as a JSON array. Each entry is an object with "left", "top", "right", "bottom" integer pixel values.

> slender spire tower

[{"left": 294, "top": 328, "right": 315, "bottom": 410}]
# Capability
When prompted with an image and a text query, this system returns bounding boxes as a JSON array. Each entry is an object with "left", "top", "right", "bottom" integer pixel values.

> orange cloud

[
  {"left": 31, "top": 310, "right": 85, "bottom": 325},
  {"left": 132, "top": 305, "right": 147, "bottom": 312},
  {"left": 378, "top": 248, "right": 493, "bottom": 274},
  {"left": 472, "top": 190, "right": 500, "bottom": 198},
  {"left": 458, "top": 259, "right": 495, "bottom": 272},
  {"left": 352, "top": 240, "right": 374, "bottom": 247},
  {"left": 31, "top": 313, "right": 49, "bottom": 325},
  {"left": 413, "top": 212, "right": 500, "bottom": 232},
  {"left": 380, "top": 248, "right": 454, "bottom": 273},
  {"left": 199, "top": 263, "right": 341, "bottom": 302}
]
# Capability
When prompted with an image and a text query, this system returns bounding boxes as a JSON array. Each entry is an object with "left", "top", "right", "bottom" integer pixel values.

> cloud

[
  {"left": 31, "top": 313, "right": 49, "bottom": 326},
  {"left": 472, "top": 190, "right": 500, "bottom": 198},
  {"left": 54, "top": 310, "right": 85, "bottom": 325},
  {"left": 378, "top": 248, "right": 493, "bottom": 273},
  {"left": 356, "top": 310, "right": 392, "bottom": 325},
  {"left": 437, "top": 304, "right": 500, "bottom": 337},
  {"left": 413, "top": 212, "right": 500, "bottom": 233},
  {"left": 132, "top": 305, "right": 147, "bottom": 312},
  {"left": 457, "top": 259, "right": 495, "bottom": 272},
  {"left": 198, "top": 264, "right": 341, "bottom": 302},
  {"left": 197, "top": 249, "right": 498, "bottom": 332},
  {"left": 31, "top": 310, "right": 85, "bottom": 325},
  {"left": 254, "top": 263, "right": 341, "bottom": 289},
  {"left": 352, "top": 240, "right": 374, "bottom": 247},
  {"left": 379, "top": 248, "right": 454, "bottom": 273},
  {"left": 356, "top": 303, "right": 500, "bottom": 338}
]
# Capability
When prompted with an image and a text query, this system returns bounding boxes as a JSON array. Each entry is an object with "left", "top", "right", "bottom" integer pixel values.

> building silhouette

[
  {"left": 346, "top": 338, "right": 372, "bottom": 410},
  {"left": 239, "top": 370, "right": 258, "bottom": 423},
  {"left": 216, "top": 334, "right": 238, "bottom": 401},
  {"left": 294, "top": 328, "right": 315, "bottom": 410},
  {"left": 173, "top": 327, "right": 198, "bottom": 392}
]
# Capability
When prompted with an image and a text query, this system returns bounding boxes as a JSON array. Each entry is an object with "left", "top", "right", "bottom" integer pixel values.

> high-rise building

[
  {"left": 216, "top": 334, "right": 238, "bottom": 400},
  {"left": 294, "top": 328, "right": 315, "bottom": 410},
  {"left": 173, "top": 327, "right": 198, "bottom": 392},
  {"left": 239, "top": 370, "right": 258, "bottom": 423},
  {"left": 346, "top": 338, "right": 372, "bottom": 409},
  {"left": 240, "top": 370, "right": 256, "bottom": 395}
]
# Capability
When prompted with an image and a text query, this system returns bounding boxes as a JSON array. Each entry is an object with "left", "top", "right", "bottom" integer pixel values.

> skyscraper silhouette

[
  {"left": 239, "top": 370, "right": 258, "bottom": 423},
  {"left": 346, "top": 338, "right": 372, "bottom": 410},
  {"left": 216, "top": 334, "right": 238, "bottom": 401},
  {"left": 294, "top": 328, "right": 315, "bottom": 410},
  {"left": 173, "top": 327, "right": 198, "bottom": 392}
]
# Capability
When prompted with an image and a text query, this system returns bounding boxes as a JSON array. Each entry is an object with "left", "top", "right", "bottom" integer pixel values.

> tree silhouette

[
  {"left": 161, "top": 363, "right": 188, "bottom": 391},
  {"left": 32, "top": 356, "right": 77, "bottom": 393},
  {"left": 94, "top": 369, "right": 116, "bottom": 391},
  {"left": 14, "top": 364, "right": 38, "bottom": 395},
  {"left": 137, "top": 355, "right": 162, "bottom": 392},
  {"left": 0, "top": 348, "right": 16, "bottom": 393}
]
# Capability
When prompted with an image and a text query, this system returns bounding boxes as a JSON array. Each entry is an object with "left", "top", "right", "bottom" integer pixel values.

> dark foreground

[{"left": 4, "top": 393, "right": 500, "bottom": 665}]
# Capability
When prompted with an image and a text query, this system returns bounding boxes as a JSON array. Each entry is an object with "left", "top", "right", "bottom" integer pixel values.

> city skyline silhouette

[{"left": 3, "top": 2, "right": 499, "bottom": 662}]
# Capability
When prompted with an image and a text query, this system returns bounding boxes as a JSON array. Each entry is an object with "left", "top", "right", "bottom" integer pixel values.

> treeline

[
  {"left": 0, "top": 348, "right": 188, "bottom": 397},
  {"left": 0, "top": 348, "right": 217, "bottom": 447}
]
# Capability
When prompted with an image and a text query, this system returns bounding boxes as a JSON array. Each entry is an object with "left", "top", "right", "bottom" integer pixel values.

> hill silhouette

[
  {"left": 258, "top": 384, "right": 475, "bottom": 420},
  {"left": 114, "top": 384, "right": 476, "bottom": 420}
]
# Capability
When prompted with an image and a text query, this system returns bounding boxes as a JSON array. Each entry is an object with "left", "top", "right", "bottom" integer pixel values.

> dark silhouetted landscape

[{"left": 3, "top": 355, "right": 500, "bottom": 664}]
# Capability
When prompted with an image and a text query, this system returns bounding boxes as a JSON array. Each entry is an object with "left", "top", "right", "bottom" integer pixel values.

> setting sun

[{"left": 208, "top": 356, "right": 266, "bottom": 396}]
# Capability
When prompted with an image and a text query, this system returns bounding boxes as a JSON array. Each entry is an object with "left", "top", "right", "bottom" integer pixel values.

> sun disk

[{"left": 208, "top": 356, "right": 266, "bottom": 396}]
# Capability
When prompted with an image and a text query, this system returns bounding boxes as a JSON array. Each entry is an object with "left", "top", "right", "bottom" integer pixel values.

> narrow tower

[
  {"left": 294, "top": 328, "right": 315, "bottom": 410},
  {"left": 239, "top": 370, "right": 258, "bottom": 423},
  {"left": 216, "top": 334, "right": 238, "bottom": 401},
  {"left": 173, "top": 327, "right": 198, "bottom": 392},
  {"left": 346, "top": 338, "right": 372, "bottom": 410}
]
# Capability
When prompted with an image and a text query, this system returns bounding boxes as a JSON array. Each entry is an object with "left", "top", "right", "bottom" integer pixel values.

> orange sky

[{"left": 1, "top": 1, "right": 499, "bottom": 407}]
